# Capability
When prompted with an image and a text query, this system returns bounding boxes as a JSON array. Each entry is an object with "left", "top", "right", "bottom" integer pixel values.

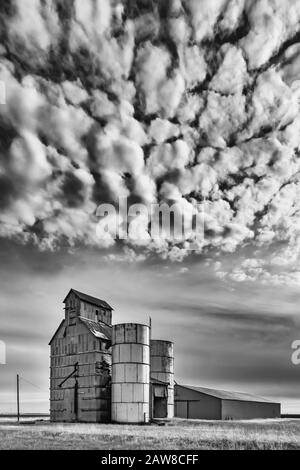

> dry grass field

[{"left": 0, "top": 418, "right": 299, "bottom": 450}]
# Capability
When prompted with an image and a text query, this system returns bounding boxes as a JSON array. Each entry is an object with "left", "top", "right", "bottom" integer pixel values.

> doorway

[{"left": 153, "top": 397, "right": 167, "bottom": 418}]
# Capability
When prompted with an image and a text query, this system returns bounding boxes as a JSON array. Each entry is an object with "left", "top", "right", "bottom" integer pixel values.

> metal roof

[
  {"left": 79, "top": 317, "right": 112, "bottom": 342},
  {"left": 178, "top": 384, "right": 278, "bottom": 404},
  {"left": 49, "top": 317, "right": 112, "bottom": 345},
  {"left": 151, "top": 377, "right": 169, "bottom": 385},
  {"left": 63, "top": 289, "right": 113, "bottom": 310}
]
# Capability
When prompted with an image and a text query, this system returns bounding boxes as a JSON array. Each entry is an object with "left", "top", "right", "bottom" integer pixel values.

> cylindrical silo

[
  {"left": 111, "top": 323, "right": 150, "bottom": 423},
  {"left": 150, "top": 340, "right": 174, "bottom": 418}
]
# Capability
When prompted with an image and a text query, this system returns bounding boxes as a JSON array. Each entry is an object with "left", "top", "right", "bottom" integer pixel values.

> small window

[{"left": 69, "top": 312, "right": 76, "bottom": 326}]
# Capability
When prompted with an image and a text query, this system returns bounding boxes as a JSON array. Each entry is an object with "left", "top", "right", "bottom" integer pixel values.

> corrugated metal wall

[
  {"left": 150, "top": 340, "right": 174, "bottom": 418},
  {"left": 174, "top": 385, "right": 281, "bottom": 420},
  {"left": 111, "top": 323, "right": 150, "bottom": 423},
  {"left": 174, "top": 385, "right": 221, "bottom": 419},
  {"left": 221, "top": 400, "right": 281, "bottom": 419}
]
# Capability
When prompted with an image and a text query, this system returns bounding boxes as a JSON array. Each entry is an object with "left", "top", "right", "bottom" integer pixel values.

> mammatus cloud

[{"left": 0, "top": 0, "right": 300, "bottom": 280}]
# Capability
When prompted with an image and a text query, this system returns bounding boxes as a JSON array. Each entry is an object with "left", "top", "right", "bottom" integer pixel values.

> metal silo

[
  {"left": 111, "top": 323, "right": 150, "bottom": 423},
  {"left": 150, "top": 340, "right": 174, "bottom": 419}
]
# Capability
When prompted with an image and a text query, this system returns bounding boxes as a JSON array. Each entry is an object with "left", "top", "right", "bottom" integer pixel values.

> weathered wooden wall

[{"left": 50, "top": 295, "right": 112, "bottom": 422}]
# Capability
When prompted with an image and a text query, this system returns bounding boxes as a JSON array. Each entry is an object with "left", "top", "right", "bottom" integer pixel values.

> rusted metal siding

[
  {"left": 174, "top": 385, "right": 221, "bottom": 419},
  {"left": 50, "top": 318, "right": 111, "bottom": 422},
  {"left": 111, "top": 323, "right": 150, "bottom": 424},
  {"left": 150, "top": 340, "right": 174, "bottom": 418},
  {"left": 221, "top": 400, "right": 281, "bottom": 419}
]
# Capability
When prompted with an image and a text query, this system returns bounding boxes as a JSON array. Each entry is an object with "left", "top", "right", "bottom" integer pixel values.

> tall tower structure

[
  {"left": 111, "top": 323, "right": 150, "bottom": 423},
  {"left": 49, "top": 289, "right": 113, "bottom": 422}
]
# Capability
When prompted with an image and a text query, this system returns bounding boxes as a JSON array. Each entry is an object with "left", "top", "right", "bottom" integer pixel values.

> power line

[{"left": 19, "top": 376, "right": 48, "bottom": 393}]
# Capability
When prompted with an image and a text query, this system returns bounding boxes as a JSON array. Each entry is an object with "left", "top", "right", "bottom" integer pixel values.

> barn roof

[
  {"left": 177, "top": 384, "right": 278, "bottom": 404},
  {"left": 79, "top": 317, "right": 112, "bottom": 343},
  {"left": 63, "top": 289, "right": 113, "bottom": 310}
]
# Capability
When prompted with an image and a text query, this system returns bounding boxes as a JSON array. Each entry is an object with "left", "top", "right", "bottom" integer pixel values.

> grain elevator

[
  {"left": 49, "top": 289, "right": 174, "bottom": 423},
  {"left": 49, "top": 289, "right": 279, "bottom": 423}
]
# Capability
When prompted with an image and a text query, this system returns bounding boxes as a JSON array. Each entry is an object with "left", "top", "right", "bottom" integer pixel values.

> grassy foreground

[{"left": 0, "top": 418, "right": 299, "bottom": 450}]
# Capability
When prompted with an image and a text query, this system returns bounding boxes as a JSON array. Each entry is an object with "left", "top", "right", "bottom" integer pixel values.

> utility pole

[
  {"left": 17, "top": 374, "right": 20, "bottom": 423},
  {"left": 149, "top": 316, "right": 152, "bottom": 421}
]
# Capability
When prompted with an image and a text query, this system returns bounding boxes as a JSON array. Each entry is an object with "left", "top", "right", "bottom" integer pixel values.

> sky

[
  {"left": 0, "top": 240, "right": 300, "bottom": 414},
  {"left": 1, "top": 0, "right": 300, "bottom": 414}
]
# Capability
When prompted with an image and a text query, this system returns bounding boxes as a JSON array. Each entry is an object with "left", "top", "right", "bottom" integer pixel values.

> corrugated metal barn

[{"left": 175, "top": 385, "right": 281, "bottom": 420}]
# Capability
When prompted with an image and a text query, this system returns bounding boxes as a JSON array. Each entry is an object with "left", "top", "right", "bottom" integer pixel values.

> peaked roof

[
  {"left": 177, "top": 384, "right": 279, "bottom": 404},
  {"left": 49, "top": 317, "right": 112, "bottom": 345},
  {"left": 63, "top": 289, "right": 113, "bottom": 310},
  {"left": 79, "top": 317, "right": 112, "bottom": 342},
  {"left": 49, "top": 319, "right": 65, "bottom": 345}
]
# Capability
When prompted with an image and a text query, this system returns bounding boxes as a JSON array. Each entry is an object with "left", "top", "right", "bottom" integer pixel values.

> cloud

[
  {"left": 8, "top": 0, "right": 60, "bottom": 53},
  {"left": 0, "top": 0, "right": 299, "bottom": 283},
  {"left": 240, "top": 0, "right": 300, "bottom": 70},
  {"left": 135, "top": 41, "right": 185, "bottom": 117},
  {"left": 209, "top": 44, "right": 248, "bottom": 95},
  {"left": 184, "top": 0, "right": 228, "bottom": 43}
]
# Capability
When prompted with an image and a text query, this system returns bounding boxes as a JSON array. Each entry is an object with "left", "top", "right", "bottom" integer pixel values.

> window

[{"left": 101, "top": 309, "right": 108, "bottom": 323}]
